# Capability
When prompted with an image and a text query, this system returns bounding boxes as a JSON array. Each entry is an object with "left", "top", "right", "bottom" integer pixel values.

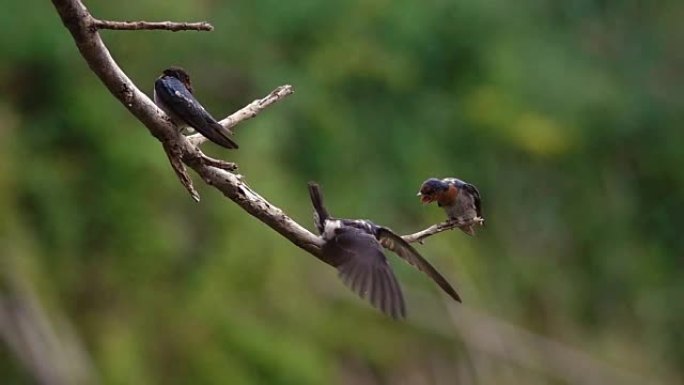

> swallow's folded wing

[
  {"left": 377, "top": 227, "right": 461, "bottom": 302},
  {"left": 463, "top": 183, "right": 482, "bottom": 218},
  {"left": 154, "top": 77, "right": 238, "bottom": 149}
]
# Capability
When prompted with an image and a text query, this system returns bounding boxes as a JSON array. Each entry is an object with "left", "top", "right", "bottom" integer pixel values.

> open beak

[{"left": 417, "top": 192, "right": 433, "bottom": 204}]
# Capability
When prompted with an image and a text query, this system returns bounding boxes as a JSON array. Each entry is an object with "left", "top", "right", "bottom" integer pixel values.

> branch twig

[
  {"left": 402, "top": 217, "right": 484, "bottom": 244},
  {"left": 93, "top": 19, "right": 213, "bottom": 32},
  {"left": 187, "top": 85, "right": 295, "bottom": 146}
]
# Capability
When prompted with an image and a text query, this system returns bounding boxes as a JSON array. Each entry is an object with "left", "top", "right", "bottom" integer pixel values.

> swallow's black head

[
  {"left": 162, "top": 66, "right": 193, "bottom": 93},
  {"left": 417, "top": 178, "right": 449, "bottom": 203}
]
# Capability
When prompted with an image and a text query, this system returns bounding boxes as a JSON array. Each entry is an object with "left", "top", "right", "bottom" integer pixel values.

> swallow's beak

[{"left": 417, "top": 192, "right": 433, "bottom": 204}]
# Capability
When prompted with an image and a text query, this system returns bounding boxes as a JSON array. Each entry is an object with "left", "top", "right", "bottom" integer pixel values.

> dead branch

[
  {"left": 402, "top": 217, "right": 485, "bottom": 244},
  {"left": 93, "top": 19, "right": 213, "bottom": 32},
  {"left": 50, "top": 0, "right": 322, "bottom": 257},
  {"left": 187, "top": 85, "right": 295, "bottom": 146},
  {"left": 49, "top": 0, "right": 455, "bottom": 279}
]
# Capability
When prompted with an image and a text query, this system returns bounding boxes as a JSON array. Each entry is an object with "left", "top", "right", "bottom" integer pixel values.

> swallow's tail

[
  {"left": 459, "top": 225, "right": 475, "bottom": 236},
  {"left": 205, "top": 121, "right": 239, "bottom": 149},
  {"left": 308, "top": 182, "right": 330, "bottom": 233}
]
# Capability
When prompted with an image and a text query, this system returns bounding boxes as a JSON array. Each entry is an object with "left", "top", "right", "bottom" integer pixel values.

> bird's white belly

[{"left": 322, "top": 219, "right": 343, "bottom": 240}]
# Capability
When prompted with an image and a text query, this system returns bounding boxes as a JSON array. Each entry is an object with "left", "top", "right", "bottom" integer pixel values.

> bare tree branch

[
  {"left": 163, "top": 143, "right": 201, "bottom": 202},
  {"left": 93, "top": 19, "right": 213, "bottom": 32},
  {"left": 50, "top": 0, "right": 457, "bottom": 286},
  {"left": 188, "top": 85, "right": 295, "bottom": 146},
  {"left": 50, "top": 0, "right": 323, "bottom": 257},
  {"left": 402, "top": 217, "right": 485, "bottom": 244}
]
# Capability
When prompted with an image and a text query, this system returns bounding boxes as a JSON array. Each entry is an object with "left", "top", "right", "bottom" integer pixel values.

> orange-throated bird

[
  {"left": 417, "top": 177, "right": 483, "bottom": 235},
  {"left": 309, "top": 182, "right": 461, "bottom": 319},
  {"left": 154, "top": 66, "right": 239, "bottom": 149}
]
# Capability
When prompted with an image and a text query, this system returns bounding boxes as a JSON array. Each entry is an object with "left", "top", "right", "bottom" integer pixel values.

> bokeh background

[{"left": 2, "top": 0, "right": 683, "bottom": 384}]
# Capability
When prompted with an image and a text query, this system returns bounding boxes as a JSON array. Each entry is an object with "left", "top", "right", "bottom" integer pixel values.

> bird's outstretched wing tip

[
  {"left": 377, "top": 227, "right": 462, "bottom": 305},
  {"left": 337, "top": 258, "right": 406, "bottom": 320}
]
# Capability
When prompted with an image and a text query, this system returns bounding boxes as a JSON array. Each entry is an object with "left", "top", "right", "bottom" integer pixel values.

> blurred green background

[{"left": 2, "top": 0, "right": 683, "bottom": 384}]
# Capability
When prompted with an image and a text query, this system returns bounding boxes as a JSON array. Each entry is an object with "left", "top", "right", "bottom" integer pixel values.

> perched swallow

[
  {"left": 154, "top": 66, "right": 238, "bottom": 149},
  {"left": 308, "top": 182, "right": 461, "bottom": 319},
  {"left": 417, "top": 177, "right": 483, "bottom": 235}
]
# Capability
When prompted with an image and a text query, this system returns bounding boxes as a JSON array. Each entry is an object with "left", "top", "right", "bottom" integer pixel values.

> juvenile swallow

[
  {"left": 417, "top": 177, "right": 483, "bottom": 235},
  {"left": 309, "top": 182, "right": 461, "bottom": 319},
  {"left": 154, "top": 66, "right": 239, "bottom": 149}
]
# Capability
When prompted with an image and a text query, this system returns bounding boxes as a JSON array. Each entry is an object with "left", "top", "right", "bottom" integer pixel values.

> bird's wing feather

[
  {"left": 154, "top": 77, "right": 238, "bottom": 149},
  {"left": 462, "top": 183, "right": 482, "bottom": 217},
  {"left": 324, "top": 228, "right": 406, "bottom": 318},
  {"left": 376, "top": 227, "right": 461, "bottom": 302}
]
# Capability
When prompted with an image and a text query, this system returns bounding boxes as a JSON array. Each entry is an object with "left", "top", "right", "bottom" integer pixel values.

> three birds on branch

[{"left": 154, "top": 66, "right": 485, "bottom": 319}]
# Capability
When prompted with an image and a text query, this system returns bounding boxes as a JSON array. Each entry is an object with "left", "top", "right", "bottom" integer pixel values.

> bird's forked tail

[{"left": 308, "top": 182, "right": 330, "bottom": 234}]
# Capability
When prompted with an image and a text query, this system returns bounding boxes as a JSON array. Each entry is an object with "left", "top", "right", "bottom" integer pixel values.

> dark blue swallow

[
  {"left": 154, "top": 67, "right": 238, "bottom": 149},
  {"left": 308, "top": 182, "right": 461, "bottom": 319},
  {"left": 417, "top": 177, "right": 483, "bottom": 235}
]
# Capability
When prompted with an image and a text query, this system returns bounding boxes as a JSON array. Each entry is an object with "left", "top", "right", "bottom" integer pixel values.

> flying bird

[
  {"left": 308, "top": 182, "right": 461, "bottom": 319},
  {"left": 417, "top": 177, "right": 483, "bottom": 235},
  {"left": 154, "top": 66, "right": 239, "bottom": 149}
]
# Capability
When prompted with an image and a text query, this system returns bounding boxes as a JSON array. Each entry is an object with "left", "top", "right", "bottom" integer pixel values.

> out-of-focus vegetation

[{"left": 2, "top": 0, "right": 683, "bottom": 384}]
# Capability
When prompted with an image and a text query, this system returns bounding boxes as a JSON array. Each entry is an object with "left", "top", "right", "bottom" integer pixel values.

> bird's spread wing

[
  {"left": 376, "top": 227, "right": 461, "bottom": 302},
  {"left": 154, "top": 77, "right": 238, "bottom": 149},
  {"left": 323, "top": 227, "right": 406, "bottom": 318}
]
